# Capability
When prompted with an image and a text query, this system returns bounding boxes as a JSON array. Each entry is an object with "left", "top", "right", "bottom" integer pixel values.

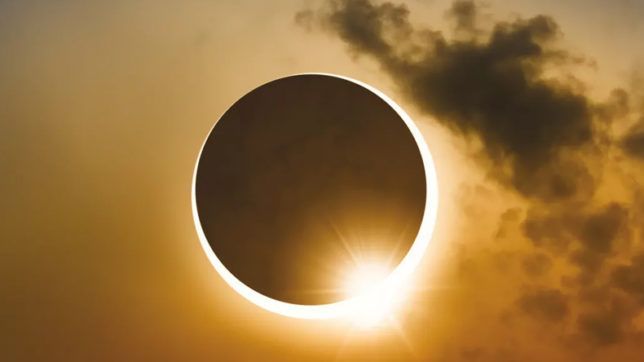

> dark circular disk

[{"left": 195, "top": 74, "right": 426, "bottom": 305}]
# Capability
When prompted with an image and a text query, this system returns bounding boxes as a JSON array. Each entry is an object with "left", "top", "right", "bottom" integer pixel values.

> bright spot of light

[
  {"left": 344, "top": 263, "right": 388, "bottom": 297},
  {"left": 342, "top": 263, "right": 405, "bottom": 328}
]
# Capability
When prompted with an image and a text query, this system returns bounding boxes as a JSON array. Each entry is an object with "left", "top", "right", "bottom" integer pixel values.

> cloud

[
  {"left": 297, "top": 0, "right": 644, "bottom": 354},
  {"left": 576, "top": 297, "right": 634, "bottom": 346},
  {"left": 521, "top": 252, "right": 552, "bottom": 277},
  {"left": 578, "top": 203, "right": 628, "bottom": 254},
  {"left": 621, "top": 122, "right": 644, "bottom": 160},
  {"left": 297, "top": 0, "right": 596, "bottom": 201},
  {"left": 612, "top": 254, "right": 644, "bottom": 304},
  {"left": 517, "top": 288, "right": 569, "bottom": 322},
  {"left": 447, "top": 0, "right": 478, "bottom": 34},
  {"left": 522, "top": 203, "right": 629, "bottom": 280}
]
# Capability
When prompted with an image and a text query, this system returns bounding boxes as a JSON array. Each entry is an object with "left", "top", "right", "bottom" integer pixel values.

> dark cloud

[
  {"left": 297, "top": 0, "right": 643, "bottom": 352},
  {"left": 298, "top": 0, "right": 596, "bottom": 201},
  {"left": 517, "top": 288, "right": 569, "bottom": 322},
  {"left": 611, "top": 254, "right": 644, "bottom": 304},
  {"left": 494, "top": 207, "right": 521, "bottom": 240},
  {"left": 521, "top": 252, "right": 551, "bottom": 277},
  {"left": 577, "top": 310, "right": 624, "bottom": 345},
  {"left": 571, "top": 203, "right": 629, "bottom": 285},
  {"left": 621, "top": 122, "right": 644, "bottom": 160},
  {"left": 576, "top": 297, "right": 634, "bottom": 346},
  {"left": 577, "top": 203, "right": 628, "bottom": 255},
  {"left": 572, "top": 254, "right": 644, "bottom": 346},
  {"left": 522, "top": 202, "right": 636, "bottom": 346},
  {"left": 447, "top": 0, "right": 478, "bottom": 35},
  {"left": 294, "top": 9, "right": 315, "bottom": 31},
  {"left": 522, "top": 203, "right": 628, "bottom": 280},
  {"left": 522, "top": 207, "right": 576, "bottom": 252}
]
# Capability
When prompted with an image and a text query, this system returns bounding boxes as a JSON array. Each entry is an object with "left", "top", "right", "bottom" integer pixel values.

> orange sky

[{"left": 1, "top": 1, "right": 643, "bottom": 361}]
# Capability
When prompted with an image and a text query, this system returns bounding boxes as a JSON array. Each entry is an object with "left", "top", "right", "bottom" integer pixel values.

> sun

[
  {"left": 341, "top": 262, "right": 404, "bottom": 327},
  {"left": 192, "top": 73, "right": 439, "bottom": 320},
  {"left": 343, "top": 263, "right": 389, "bottom": 298}
]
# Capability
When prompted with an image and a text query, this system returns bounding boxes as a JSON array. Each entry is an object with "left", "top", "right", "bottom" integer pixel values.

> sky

[{"left": 1, "top": 0, "right": 643, "bottom": 361}]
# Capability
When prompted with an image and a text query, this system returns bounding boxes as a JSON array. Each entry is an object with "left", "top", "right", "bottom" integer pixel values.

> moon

[{"left": 192, "top": 73, "right": 438, "bottom": 319}]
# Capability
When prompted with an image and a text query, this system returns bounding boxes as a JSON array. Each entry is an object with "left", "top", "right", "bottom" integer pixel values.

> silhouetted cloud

[
  {"left": 447, "top": 0, "right": 478, "bottom": 34},
  {"left": 576, "top": 299, "right": 632, "bottom": 346},
  {"left": 298, "top": 0, "right": 644, "bottom": 351},
  {"left": 612, "top": 253, "right": 644, "bottom": 304},
  {"left": 578, "top": 203, "right": 628, "bottom": 254},
  {"left": 518, "top": 288, "right": 569, "bottom": 322},
  {"left": 521, "top": 252, "right": 551, "bottom": 277},
  {"left": 522, "top": 203, "right": 628, "bottom": 280},
  {"left": 297, "top": 0, "right": 596, "bottom": 201},
  {"left": 621, "top": 122, "right": 644, "bottom": 160}
]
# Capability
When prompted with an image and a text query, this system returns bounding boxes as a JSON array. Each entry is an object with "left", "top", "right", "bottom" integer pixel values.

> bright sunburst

[{"left": 342, "top": 262, "right": 403, "bottom": 327}]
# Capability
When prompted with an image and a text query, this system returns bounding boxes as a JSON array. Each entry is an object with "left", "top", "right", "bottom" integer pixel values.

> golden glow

[
  {"left": 342, "top": 262, "right": 403, "bottom": 327},
  {"left": 343, "top": 263, "right": 389, "bottom": 298},
  {"left": 192, "top": 73, "right": 439, "bottom": 320}
]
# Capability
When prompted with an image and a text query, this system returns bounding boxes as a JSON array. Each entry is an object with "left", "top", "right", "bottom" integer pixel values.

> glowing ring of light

[{"left": 191, "top": 73, "right": 439, "bottom": 319}]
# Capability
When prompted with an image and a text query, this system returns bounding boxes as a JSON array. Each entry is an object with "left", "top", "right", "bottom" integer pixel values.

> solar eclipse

[{"left": 192, "top": 74, "right": 438, "bottom": 319}]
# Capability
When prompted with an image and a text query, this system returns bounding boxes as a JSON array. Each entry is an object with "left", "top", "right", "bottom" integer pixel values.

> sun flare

[
  {"left": 343, "top": 263, "right": 389, "bottom": 298},
  {"left": 342, "top": 262, "right": 405, "bottom": 327}
]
